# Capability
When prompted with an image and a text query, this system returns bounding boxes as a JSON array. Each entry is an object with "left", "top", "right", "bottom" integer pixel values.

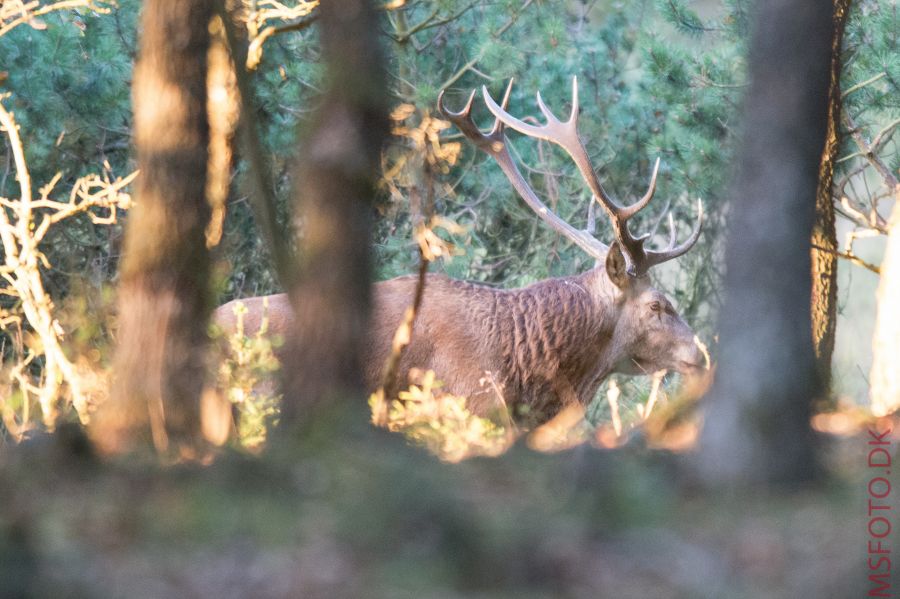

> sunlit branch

[
  {"left": 0, "top": 0, "right": 111, "bottom": 38},
  {"left": 811, "top": 243, "right": 880, "bottom": 275},
  {"left": 0, "top": 95, "right": 135, "bottom": 427}
]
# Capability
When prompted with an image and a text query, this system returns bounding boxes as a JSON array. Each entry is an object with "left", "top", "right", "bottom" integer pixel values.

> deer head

[{"left": 438, "top": 77, "right": 706, "bottom": 379}]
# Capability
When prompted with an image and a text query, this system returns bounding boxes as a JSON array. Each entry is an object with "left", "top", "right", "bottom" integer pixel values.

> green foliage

[
  {"left": 0, "top": 2, "right": 137, "bottom": 298},
  {"left": 656, "top": 0, "right": 709, "bottom": 37},
  {"left": 840, "top": 0, "right": 900, "bottom": 152},
  {"left": 0, "top": 4, "right": 136, "bottom": 184},
  {"left": 1, "top": 0, "right": 746, "bottom": 306}
]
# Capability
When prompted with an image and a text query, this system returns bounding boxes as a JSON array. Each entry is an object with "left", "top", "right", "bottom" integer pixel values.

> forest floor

[{"left": 0, "top": 418, "right": 896, "bottom": 599}]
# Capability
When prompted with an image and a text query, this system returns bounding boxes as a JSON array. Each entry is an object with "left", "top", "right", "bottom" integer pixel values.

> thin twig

[
  {"left": 811, "top": 243, "right": 880, "bottom": 274},
  {"left": 841, "top": 71, "right": 886, "bottom": 99},
  {"left": 392, "top": 1, "right": 477, "bottom": 44},
  {"left": 378, "top": 248, "right": 429, "bottom": 403},
  {"left": 844, "top": 112, "right": 900, "bottom": 189},
  {"left": 0, "top": 0, "right": 110, "bottom": 38}
]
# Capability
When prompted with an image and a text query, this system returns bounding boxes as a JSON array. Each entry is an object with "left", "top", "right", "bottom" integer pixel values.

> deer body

[
  {"left": 216, "top": 77, "right": 706, "bottom": 426},
  {"left": 217, "top": 273, "right": 609, "bottom": 421},
  {"left": 215, "top": 259, "right": 704, "bottom": 424},
  {"left": 374, "top": 266, "right": 702, "bottom": 421},
  {"left": 375, "top": 270, "right": 616, "bottom": 420}
]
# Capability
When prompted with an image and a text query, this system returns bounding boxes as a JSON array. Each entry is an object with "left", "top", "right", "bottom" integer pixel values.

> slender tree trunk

[
  {"left": 810, "top": 0, "right": 852, "bottom": 394},
  {"left": 870, "top": 187, "right": 900, "bottom": 416},
  {"left": 97, "top": 0, "right": 214, "bottom": 456},
  {"left": 695, "top": 0, "right": 834, "bottom": 486},
  {"left": 278, "top": 0, "right": 389, "bottom": 434}
]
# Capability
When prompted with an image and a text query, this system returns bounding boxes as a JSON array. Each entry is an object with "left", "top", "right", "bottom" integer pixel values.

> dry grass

[{"left": 370, "top": 369, "right": 513, "bottom": 462}]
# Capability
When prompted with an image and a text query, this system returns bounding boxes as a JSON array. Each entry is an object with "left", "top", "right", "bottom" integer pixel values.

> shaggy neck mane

[{"left": 448, "top": 267, "right": 621, "bottom": 411}]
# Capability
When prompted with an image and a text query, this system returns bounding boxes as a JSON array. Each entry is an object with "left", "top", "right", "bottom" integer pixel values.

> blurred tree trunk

[
  {"left": 97, "top": 0, "right": 214, "bottom": 456},
  {"left": 869, "top": 185, "right": 900, "bottom": 416},
  {"left": 278, "top": 0, "right": 389, "bottom": 434},
  {"left": 810, "top": 0, "right": 852, "bottom": 394},
  {"left": 696, "top": 0, "right": 834, "bottom": 485}
]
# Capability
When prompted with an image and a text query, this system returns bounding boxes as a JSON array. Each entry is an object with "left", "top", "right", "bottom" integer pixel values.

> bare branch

[
  {"left": 0, "top": 95, "right": 136, "bottom": 426},
  {"left": 841, "top": 71, "right": 886, "bottom": 99},
  {"left": 844, "top": 112, "right": 900, "bottom": 190},
  {"left": 0, "top": 0, "right": 112, "bottom": 38},
  {"left": 811, "top": 243, "right": 880, "bottom": 274}
]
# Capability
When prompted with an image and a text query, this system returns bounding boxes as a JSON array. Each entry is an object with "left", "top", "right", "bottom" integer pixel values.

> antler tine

[
  {"left": 535, "top": 90, "right": 563, "bottom": 126},
  {"left": 666, "top": 213, "right": 677, "bottom": 249},
  {"left": 437, "top": 87, "right": 475, "bottom": 118},
  {"left": 488, "top": 78, "right": 515, "bottom": 136},
  {"left": 620, "top": 157, "right": 660, "bottom": 220},
  {"left": 437, "top": 79, "right": 514, "bottom": 150},
  {"left": 569, "top": 74, "right": 579, "bottom": 123},
  {"left": 482, "top": 76, "right": 579, "bottom": 143},
  {"left": 437, "top": 88, "right": 484, "bottom": 144},
  {"left": 482, "top": 77, "right": 706, "bottom": 276},
  {"left": 437, "top": 82, "right": 610, "bottom": 261},
  {"left": 484, "top": 76, "right": 662, "bottom": 274},
  {"left": 643, "top": 199, "right": 704, "bottom": 270},
  {"left": 482, "top": 76, "right": 622, "bottom": 217},
  {"left": 483, "top": 86, "right": 553, "bottom": 141}
]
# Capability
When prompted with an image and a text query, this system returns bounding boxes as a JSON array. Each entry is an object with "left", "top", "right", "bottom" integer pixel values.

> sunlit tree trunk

[
  {"left": 810, "top": 0, "right": 852, "bottom": 393},
  {"left": 97, "top": 0, "right": 214, "bottom": 455},
  {"left": 278, "top": 0, "right": 389, "bottom": 434},
  {"left": 696, "top": 0, "right": 834, "bottom": 485},
  {"left": 870, "top": 189, "right": 900, "bottom": 416}
]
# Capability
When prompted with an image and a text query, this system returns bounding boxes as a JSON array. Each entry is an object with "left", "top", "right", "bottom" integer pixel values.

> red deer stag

[{"left": 215, "top": 77, "right": 706, "bottom": 426}]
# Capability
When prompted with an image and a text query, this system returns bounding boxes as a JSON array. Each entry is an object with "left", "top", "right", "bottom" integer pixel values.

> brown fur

[{"left": 214, "top": 246, "right": 705, "bottom": 426}]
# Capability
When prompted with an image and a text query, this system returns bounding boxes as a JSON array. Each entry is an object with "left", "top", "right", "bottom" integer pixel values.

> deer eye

[{"left": 650, "top": 301, "right": 662, "bottom": 312}]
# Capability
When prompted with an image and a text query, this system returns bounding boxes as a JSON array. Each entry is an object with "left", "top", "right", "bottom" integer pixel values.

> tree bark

[
  {"left": 810, "top": 0, "right": 852, "bottom": 395},
  {"left": 695, "top": 0, "right": 834, "bottom": 486},
  {"left": 97, "top": 0, "right": 214, "bottom": 456},
  {"left": 278, "top": 0, "right": 389, "bottom": 434}
]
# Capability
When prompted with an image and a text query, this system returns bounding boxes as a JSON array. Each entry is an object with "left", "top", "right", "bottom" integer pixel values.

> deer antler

[
  {"left": 438, "top": 79, "right": 609, "bottom": 261},
  {"left": 481, "top": 76, "right": 703, "bottom": 277}
]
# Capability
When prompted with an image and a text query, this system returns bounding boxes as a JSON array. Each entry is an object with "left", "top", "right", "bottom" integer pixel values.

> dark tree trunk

[
  {"left": 278, "top": 0, "right": 389, "bottom": 433},
  {"left": 810, "top": 0, "right": 853, "bottom": 395},
  {"left": 695, "top": 0, "right": 834, "bottom": 485},
  {"left": 99, "top": 0, "right": 214, "bottom": 456}
]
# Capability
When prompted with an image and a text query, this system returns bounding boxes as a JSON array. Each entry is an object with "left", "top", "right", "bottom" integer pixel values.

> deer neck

[
  {"left": 495, "top": 268, "right": 620, "bottom": 403},
  {"left": 571, "top": 267, "right": 625, "bottom": 383}
]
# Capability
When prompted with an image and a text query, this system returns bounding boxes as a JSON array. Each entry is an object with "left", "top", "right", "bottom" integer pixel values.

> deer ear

[{"left": 605, "top": 242, "right": 630, "bottom": 289}]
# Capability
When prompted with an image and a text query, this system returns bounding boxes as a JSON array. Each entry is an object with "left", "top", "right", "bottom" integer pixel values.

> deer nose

[{"left": 674, "top": 335, "right": 708, "bottom": 373}]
